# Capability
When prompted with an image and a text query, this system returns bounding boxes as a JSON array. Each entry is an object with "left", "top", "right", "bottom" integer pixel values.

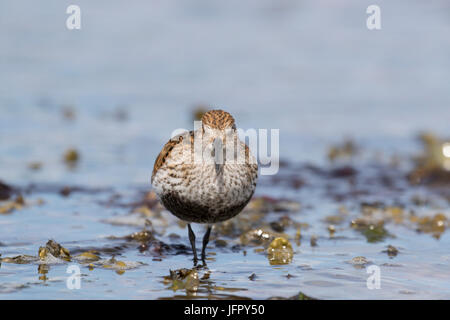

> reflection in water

[
  {"left": 161, "top": 266, "right": 250, "bottom": 300},
  {"left": 38, "top": 264, "right": 49, "bottom": 282}
]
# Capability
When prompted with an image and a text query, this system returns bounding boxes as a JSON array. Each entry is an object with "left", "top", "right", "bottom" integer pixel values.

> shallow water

[
  {"left": 1, "top": 0, "right": 450, "bottom": 299},
  {"left": 1, "top": 155, "right": 449, "bottom": 300}
]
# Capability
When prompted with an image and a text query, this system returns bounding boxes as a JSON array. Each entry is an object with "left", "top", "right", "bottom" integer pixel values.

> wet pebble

[
  {"left": 0, "top": 180, "right": 14, "bottom": 200},
  {"left": 383, "top": 245, "right": 399, "bottom": 257},
  {"left": 267, "top": 237, "right": 294, "bottom": 265}
]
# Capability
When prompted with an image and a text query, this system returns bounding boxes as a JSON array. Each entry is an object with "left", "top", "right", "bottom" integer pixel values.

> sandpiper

[{"left": 151, "top": 109, "right": 258, "bottom": 264}]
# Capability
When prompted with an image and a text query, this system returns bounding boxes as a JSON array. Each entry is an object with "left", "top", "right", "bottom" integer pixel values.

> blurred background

[
  {"left": 1, "top": 0, "right": 450, "bottom": 300},
  {"left": 1, "top": 0, "right": 449, "bottom": 187}
]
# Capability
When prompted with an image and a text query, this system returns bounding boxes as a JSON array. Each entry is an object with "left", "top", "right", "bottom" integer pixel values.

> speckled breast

[
  {"left": 153, "top": 163, "right": 258, "bottom": 224},
  {"left": 151, "top": 129, "right": 258, "bottom": 224},
  {"left": 159, "top": 190, "right": 252, "bottom": 223}
]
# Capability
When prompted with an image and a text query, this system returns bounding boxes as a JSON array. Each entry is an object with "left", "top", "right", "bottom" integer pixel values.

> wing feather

[{"left": 151, "top": 131, "right": 194, "bottom": 182}]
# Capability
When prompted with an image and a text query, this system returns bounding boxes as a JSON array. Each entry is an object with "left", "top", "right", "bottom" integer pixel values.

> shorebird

[{"left": 151, "top": 109, "right": 258, "bottom": 265}]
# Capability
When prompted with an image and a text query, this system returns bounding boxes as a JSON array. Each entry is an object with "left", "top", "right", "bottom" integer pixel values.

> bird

[{"left": 151, "top": 109, "right": 258, "bottom": 265}]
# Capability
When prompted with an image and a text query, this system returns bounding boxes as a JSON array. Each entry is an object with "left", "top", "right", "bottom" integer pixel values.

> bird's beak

[{"left": 213, "top": 137, "right": 224, "bottom": 174}]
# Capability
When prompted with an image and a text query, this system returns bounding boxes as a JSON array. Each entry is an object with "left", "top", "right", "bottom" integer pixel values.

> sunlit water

[{"left": 0, "top": 0, "right": 449, "bottom": 299}]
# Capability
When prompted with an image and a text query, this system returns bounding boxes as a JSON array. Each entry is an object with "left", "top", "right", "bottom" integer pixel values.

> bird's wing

[{"left": 151, "top": 131, "right": 194, "bottom": 182}]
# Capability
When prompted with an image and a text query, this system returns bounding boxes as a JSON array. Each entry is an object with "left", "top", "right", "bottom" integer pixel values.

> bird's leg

[
  {"left": 201, "top": 225, "right": 212, "bottom": 264},
  {"left": 187, "top": 224, "right": 198, "bottom": 265}
]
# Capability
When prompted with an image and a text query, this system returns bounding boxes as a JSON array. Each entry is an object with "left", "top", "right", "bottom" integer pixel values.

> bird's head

[{"left": 200, "top": 109, "right": 237, "bottom": 171}]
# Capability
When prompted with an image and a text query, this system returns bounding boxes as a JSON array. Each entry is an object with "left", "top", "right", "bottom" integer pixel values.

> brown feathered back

[
  {"left": 201, "top": 110, "right": 235, "bottom": 130},
  {"left": 151, "top": 131, "right": 194, "bottom": 181}
]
